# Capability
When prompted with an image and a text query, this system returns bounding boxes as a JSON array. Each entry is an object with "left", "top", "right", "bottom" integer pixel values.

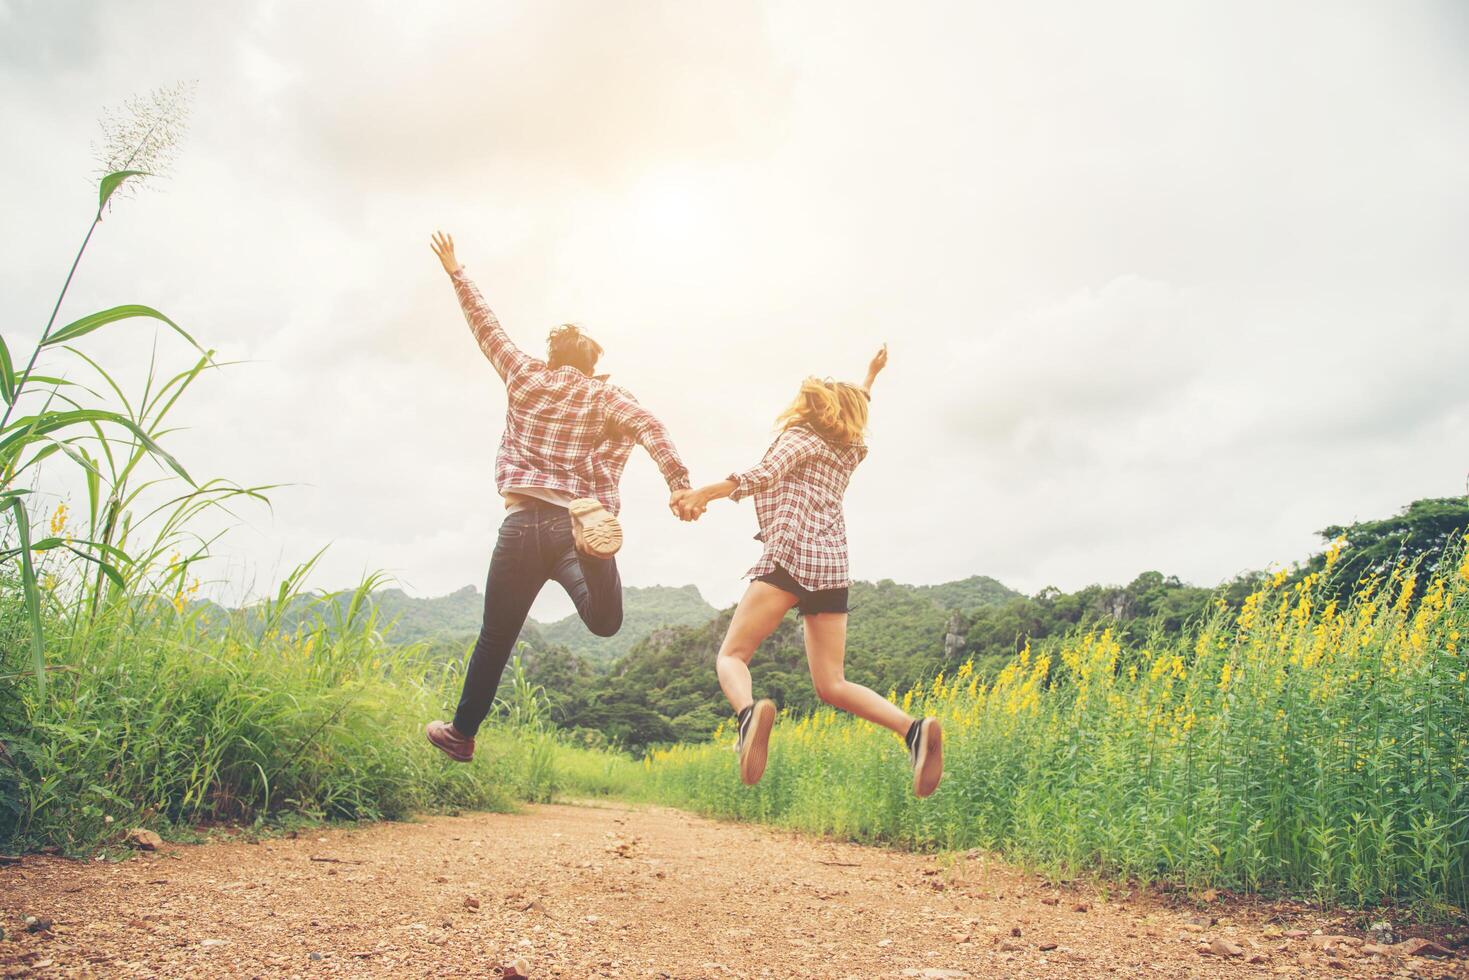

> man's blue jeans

[{"left": 452, "top": 501, "right": 622, "bottom": 735}]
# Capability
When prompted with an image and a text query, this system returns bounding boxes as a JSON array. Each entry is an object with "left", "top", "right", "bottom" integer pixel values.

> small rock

[
  {"left": 463, "top": 896, "right": 480, "bottom": 910},
  {"left": 1369, "top": 920, "right": 1397, "bottom": 944},
  {"left": 1210, "top": 939, "right": 1246, "bottom": 958},
  {"left": 1396, "top": 938, "right": 1455, "bottom": 958},
  {"left": 1310, "top": 935, "right": 1359, "bottom": 949},
  {"left": 1183, "top": 923, "right": 1204, "bottom": 933},
  {"left": 1072, "top": 903, "right": 1089, "bottom": 913},
  {"left": 1326, "top": 958, "right": 1348, "bottom": 969},
  {"left": 1248, "top": 953, "right": 1269, "bottom": 964},
  {"left": 1038, "top": 942, "right": 1058, "bottom": 951},
  {"left": 1010, "top": 927, "right": 1022, "bottom": 938},
  {"left": 1262, "top": 924, "right": 1283, "bottom": 938},
  {"left": 1284, "top": 929, "right": 1309, "bottom": 939},
  {"left": 877, "top": 938, "right": 892, "bottom": 947},
  {"left": 127, "top": 828, "right": 163, "bottom": 851},
  {"left": 24, "top": 915, "right": 53, "bottom": 933},
  {"left": 999, "top": 941, "right": 1023, "bottom": 952},
  {"left": 434, "top": 875, "right": 448, "bottom": 883},
  {"left": 584, "top": 915, "right": 600, "bottom": 925},
  {"left": 308, "top": 952, "right": 322, "bottom": 961},
  {"left": 1040, "top": 896, "right": 1059, "bottom": 906}
]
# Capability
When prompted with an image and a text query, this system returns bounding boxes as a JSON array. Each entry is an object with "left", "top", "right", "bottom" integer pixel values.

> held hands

[
  {"left": 430, "top": 230, "right": 462, "bottom": 276},
  {"left": 669, "top": 488, "right": 707, "bottom": 523}
]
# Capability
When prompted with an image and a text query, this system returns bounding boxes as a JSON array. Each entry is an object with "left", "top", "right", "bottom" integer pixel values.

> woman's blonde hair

[{"left": 775, "top": 378, "right": 869, "bottom": 445}]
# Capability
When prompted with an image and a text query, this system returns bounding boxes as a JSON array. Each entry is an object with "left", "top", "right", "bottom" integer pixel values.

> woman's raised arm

[{"left": 862, "top": 343, "right": 888, "bottom": 394}]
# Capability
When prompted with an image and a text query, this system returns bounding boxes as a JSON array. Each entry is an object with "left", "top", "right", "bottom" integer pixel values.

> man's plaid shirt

[
  {"left": 452, "top": 269, "right": 689, "bottom": 514},
  {"left": 729, "top": 423, "right": 869, "bottom": 592}
]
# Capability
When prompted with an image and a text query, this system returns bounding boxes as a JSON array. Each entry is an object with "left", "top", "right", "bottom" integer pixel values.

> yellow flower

[{"left": 48, "top": 502, "right": 69, "bottom": 536}]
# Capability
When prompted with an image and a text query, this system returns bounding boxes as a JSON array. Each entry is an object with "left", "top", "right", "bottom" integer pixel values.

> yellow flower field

[{"left": 639, "top": 544, "right": 1469, "bottom": 911}]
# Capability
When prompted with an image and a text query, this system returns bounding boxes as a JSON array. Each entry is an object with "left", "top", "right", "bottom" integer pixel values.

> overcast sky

[{"left": 3, "top": 0, "right": 1466, "bottom": 619}]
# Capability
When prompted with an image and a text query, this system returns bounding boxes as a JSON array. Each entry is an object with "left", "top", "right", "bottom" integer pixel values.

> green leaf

[
  {"left": 0, "top": 334, "right": 13, "bottom": 405},
  {"left": 43, "top": 304, "right": 203, "bottom": 354},
  {"left": 0, "top": 408, "right": 194, "bottom": 485},
  {"left": 63, "top": 545, "right": 126, "bottom": 589},
  {"left": 98, "top": 169, "right": 148, "bottom": 210},
  {"left": 5, "top": 497, "right": 46, "bottom": 694},
  {"left": 82, "top": 446, "right": 100, "bottom": 530}
]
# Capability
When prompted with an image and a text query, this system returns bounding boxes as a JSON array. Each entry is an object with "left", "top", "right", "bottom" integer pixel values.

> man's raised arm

[{"left": 430, "top": 230, "right": 533, "bottom": 382}]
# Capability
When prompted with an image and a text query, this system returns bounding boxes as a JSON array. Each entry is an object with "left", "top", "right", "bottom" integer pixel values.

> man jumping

[{"left": 424, "top": 231, "right": 692, "bottom": 762}]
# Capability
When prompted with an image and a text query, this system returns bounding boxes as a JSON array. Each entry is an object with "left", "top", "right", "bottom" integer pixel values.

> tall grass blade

[
  {"left": 43, "top": 304, "right": 203, "bottom": 354},
  {"left": 5, "top": 495, "right": 47, "bottom": 693},
  {"left": 0, "top": 336, "right": 14, "bottom": 405},
  {"left": 0, "top": 408, "right": 193, "bottom": 486}
]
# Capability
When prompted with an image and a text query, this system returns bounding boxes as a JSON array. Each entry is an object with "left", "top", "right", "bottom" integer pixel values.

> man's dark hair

[{"left": 547, "top": 324, "right": 603, "bottom": 375}]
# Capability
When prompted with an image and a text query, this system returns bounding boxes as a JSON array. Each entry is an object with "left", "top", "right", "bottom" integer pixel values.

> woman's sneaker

[
  {"left": 426, "top": 720, "right": 475, "bottom": 762},
  {"left": 569, "top": 498, "right": 623, "bottom": 559},
  {"left": 735, "top": 699, "right": 776, "bottom": 785},
  {"left": 906, "top": 717, "right": 943, "bottom": 797}
]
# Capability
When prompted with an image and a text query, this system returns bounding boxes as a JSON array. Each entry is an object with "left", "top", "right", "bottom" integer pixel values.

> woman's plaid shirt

[
  {"left": 452, "top": 269, "right": 689, "bottom": 514},
  {"left": 729, "top": 424, "right": 869, "bottom": 592}
]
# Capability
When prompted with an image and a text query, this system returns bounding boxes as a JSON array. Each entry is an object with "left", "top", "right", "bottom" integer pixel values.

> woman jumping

[{"left": 677, "top": 346, "right": 943, "bottom": 797}]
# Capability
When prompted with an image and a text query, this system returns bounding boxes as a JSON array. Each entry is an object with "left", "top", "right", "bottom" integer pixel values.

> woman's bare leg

[
  {"left": 803, "top": 612, "right": 914, "bottom": 736},
  {"left": 716, "top": 582, "right": 798, "bottom": 713}
]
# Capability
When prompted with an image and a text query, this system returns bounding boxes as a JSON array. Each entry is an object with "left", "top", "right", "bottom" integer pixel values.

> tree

[{"left": 1308, "top": 496, "right": 1469, "bottom": 591}]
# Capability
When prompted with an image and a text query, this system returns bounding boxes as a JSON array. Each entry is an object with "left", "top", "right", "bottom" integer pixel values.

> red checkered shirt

[
  {"left": 729, "top": 423, "right": 869, "bottom": 591},
  {"left": 451, "top": 269, "right": 690, "bottom": 514}
]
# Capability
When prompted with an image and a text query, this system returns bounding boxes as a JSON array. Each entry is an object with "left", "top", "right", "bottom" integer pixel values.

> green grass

[
  {"left": 549, "top": 741, "right": 647, "bottom": 799},
  {"left": 0, "top": 577, "right": 563, "bottom": 852},
  {"left": 634, "top": 554, "right": 1469, "bottom": 914}
]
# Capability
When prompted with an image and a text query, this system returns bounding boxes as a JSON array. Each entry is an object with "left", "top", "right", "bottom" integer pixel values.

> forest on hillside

[
  {"left": 190, "top": 496, "right": 1468, "bottom": 752},
  {"left": 486, "top": 497, "right": 1468, "bottom": 749}
]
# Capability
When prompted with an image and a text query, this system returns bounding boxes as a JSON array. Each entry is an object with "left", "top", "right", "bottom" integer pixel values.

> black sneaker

[
  {"left": 906, "top": 717, "right": 943, "bottom": 797},
  {"left": 735, "top": 699, "right": 776, "bottom": 785}
]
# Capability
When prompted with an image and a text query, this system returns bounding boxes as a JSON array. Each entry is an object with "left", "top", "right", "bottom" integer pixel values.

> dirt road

[{"left": 2, "top": 801, "right": 1463, "bottom": 978}]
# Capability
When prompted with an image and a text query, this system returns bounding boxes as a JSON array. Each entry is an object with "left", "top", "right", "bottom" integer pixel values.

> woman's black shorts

[{"left": 755, "top": 564, "right": 849, "bottom": 616}]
